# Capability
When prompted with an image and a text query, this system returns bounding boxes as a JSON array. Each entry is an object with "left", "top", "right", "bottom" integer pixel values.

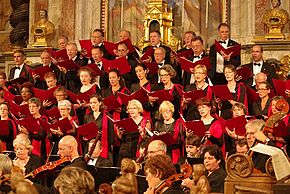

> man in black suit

[
  {"left": 91, "top": 28, "right": 114, "bottom": 60},
  {"left": 209, "top": 23, "right": 240, "bottom": 85},
  {"left": 58, "top": 42, "right": 87, "bottom": 93},
  {"left": 142, "top": 30, "right": 172, "bottom": 64},
  {"left": 115, "top": 42, "right": 138, "bottom": 89},
  {"left": 57, "top": 135, "right": 87, "bottom": 169},
  {"left": 33, "top": 135, "right": 86, "bottom": 194},
  {"left": 87, "top": 140, "right": 113, "bottom": 167},
  {"left": 9, "top": 49, "right": 33, "bottom": 84},
  {"left": 176, "top": 31, "right": 196, "bottom": 54},
  {"left": 243, "top": 45, "right": 277, "bottom": 88},
  {"left": 34, "top": 50, "right": 60, "bottom": 89},
  {"left": 90, "top": 47, "right": 109, "bottom": 93},
  {"left": 183, "top": 36, "right": 208, "bottom": 86},
  {"left": 148, "top": 47, "right": 181, "bottom": 84}
]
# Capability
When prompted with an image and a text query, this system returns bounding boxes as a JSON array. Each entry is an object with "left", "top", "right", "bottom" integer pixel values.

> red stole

[
  {"left": 100, "top": 111, "right": 109, "bottom": 158},
  {"left": 172, "top": 119, "right": 183, "bottom": 164},
  {"left": 113, "top": 87, "right": 129, "bottom": 147},
  {"left": 31, "top": 116, "right": 48, "bottom": 157}
]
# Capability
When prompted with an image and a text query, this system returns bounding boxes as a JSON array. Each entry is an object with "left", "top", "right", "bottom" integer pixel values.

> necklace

[{"left": 196, "top": 82, "right": 206, "bottom": 90}]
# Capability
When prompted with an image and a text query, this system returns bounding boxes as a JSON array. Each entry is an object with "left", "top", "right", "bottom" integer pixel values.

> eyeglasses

[
  {"left": 246, "top": 132, "right": 255, "bottom": 135},
  {"left": 257, "top": 88, "right": 268, "bottom": 91},
  {"left": 159, "top": 74, "right": 169, "bottom": 78},
  {"left": 147, "top": 150, "right": 162, "bottom": 154},
  {"left": 14, "top": 147, "right": 27, "bottom": 152}
]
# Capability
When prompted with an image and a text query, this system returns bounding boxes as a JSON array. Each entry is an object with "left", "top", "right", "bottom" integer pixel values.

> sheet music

[{"left": 250, "top": 143, "right": 290, "bottom": 181}]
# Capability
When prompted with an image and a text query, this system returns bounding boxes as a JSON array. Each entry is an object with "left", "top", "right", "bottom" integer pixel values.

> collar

[
  {"left": 220, "top": 39, "right": 229, "bottom": 45},
  {"left": 253, "top": 60, "right": 263, "bottom": 65},
  {"left": 153, "top": 43, "right": 161, "bottom": 48},
  {"left": 70, "top": 55, "right": 77, "bottom": 61},
  {"left": 18, "top": 63, "right": 24, "bottom": 69}
]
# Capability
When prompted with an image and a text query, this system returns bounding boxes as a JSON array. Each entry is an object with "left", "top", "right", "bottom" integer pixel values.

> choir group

[{"left": 0, "top": 22, "right": 289, "bottom": 194}]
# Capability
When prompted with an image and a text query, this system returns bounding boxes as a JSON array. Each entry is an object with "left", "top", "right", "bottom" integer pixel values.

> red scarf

[{"left": 100, "top": 111, "right": 109, "bottom": 158}]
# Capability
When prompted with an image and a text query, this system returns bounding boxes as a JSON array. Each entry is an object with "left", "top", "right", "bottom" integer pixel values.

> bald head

[
  {"left": 58, "top": 135, "right": 79, "bottom": 159},
  {"left": 255, "top": 72, "right": 267, "bottom": 88},
  {"left": 147, "top": 140, "right": 167, "bottom": 158}
]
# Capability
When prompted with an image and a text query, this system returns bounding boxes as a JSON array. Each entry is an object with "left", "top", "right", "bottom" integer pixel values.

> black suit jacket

[
  {"left": 143, "top": 44, "right": 172, "bottom": 64},
  {"left": 33, "top": 63, "right": 61, "bottom": 89},
  {"left": 243, "top": 61, "right": 277, "bottom": 88},
  {"left": 8, "top": 64, "right": 33, "bottom": 83},
  {"left": 183, "top": 52, "right": 208, "bottom": 86},
  {"left": 94, "top": 156, "right": 113, "bottom": 167},
  {"left": 209, "top": 39, "right": 241, "bottom": 82}
]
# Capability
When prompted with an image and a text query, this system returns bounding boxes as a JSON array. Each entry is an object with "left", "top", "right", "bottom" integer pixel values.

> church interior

[{"left": 0, "top": 0, "right": 290, "bottom": 194}]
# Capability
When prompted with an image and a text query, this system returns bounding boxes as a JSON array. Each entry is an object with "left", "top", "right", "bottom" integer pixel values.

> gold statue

[
  {"left": 31, "top": 9, "right": 55, "bottom": 47},
  {"left": 263, "top": 0, "right": 289, "bottom": 40},
  {"left": 277, "top": 54, "right": 290, "bottom": 80}
]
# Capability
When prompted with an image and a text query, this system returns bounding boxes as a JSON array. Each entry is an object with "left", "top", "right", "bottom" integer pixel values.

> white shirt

[
  {"left": 87, "top": 158, "right": 98, "bottom": 166},
  {"left": 13, "top": 63, "right": 24, "bottom": 79},
  {"left": 94, "top": 61, "right": 103, "bottom": 88},
  {"left": 252, "top": 60, "right": 263, "bottom": 86},
  {"left": 216, "top": 39, "right": 229, "bottom": 73},
  {"left": 157, "top": 60, "right": 165, "bottom": 83},
  {"left": 190, "top": 52, "right": 204, "bottom": 84}
]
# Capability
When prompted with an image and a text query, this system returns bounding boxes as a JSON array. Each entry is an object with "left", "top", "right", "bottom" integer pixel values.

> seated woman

[
  {"left": 18, "top": 97, "right": 48, "bottom": 160},
  {"left": 13, "top": 134, "right": 42, "bottom": 178},
  {"left": 252, "top": 81, "right": 272, "bottom": 117},
  {"left": 0, "top": 102, "right": 17, "bottom": 152},
  {"left": 203, "top": 145, "right": 226, "bottom": 194},
  {"left": 83, "top": 93, "right": 114, "bottom": 161},
  {"left": 117, "top": 99, "right": 152, "bottom": 165},
  {"left": 150, "top": 65, "right": 182, "bottom": 122},
  {"left": 154, "top": 101, "right": 183, "bottom": 164},
  {"left": 144, "top": 154, "right": 184, "bottom": 194},
  {"left": 182, "top": 64, "right": 210, "bottom": 121}
]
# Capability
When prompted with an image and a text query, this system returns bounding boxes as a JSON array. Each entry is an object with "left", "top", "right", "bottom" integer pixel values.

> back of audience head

[
  {"left": 54, "top": 166, "right": 95, "bottom": 194},
  {"left": 0, "top": 154, "right": 12, "bottom": 176}
]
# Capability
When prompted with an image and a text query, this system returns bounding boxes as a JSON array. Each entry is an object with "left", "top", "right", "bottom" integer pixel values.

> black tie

[
  {"left": 253, "top": 63, "right": 261, "bottom": 66},
  {"left": 15, "top": 66, "right": 20, "bottom": 70},
  {"left": 96, "top": 63, "right": 101, "bottom": 67},
  {"left": 219, "top": 40, "right": 226, "bottom": 44},
  {"left": 193, "top": 56, "right": 200, "bottom": 59}
]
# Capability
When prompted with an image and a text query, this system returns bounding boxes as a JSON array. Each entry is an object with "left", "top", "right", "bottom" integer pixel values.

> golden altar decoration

[
  {"left": 31, "top": 10, "right": 55, "bottom": 48},
  {"left": 262, "top": 0, "right": 289, "bottom": 40},
  {"left": 137, "top": 0, "right": 180, "bottom": 50},
  {"left": 277, "top": 54, "right": 290, "bottom": 80}
]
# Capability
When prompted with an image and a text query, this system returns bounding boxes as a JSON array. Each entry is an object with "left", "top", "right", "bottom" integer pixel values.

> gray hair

[
  {"left": 58, "top": 100, "right": 72, "bottom": 109},
  {"left": 245, "top": 119, "right": 265, "bottom": 133}
]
